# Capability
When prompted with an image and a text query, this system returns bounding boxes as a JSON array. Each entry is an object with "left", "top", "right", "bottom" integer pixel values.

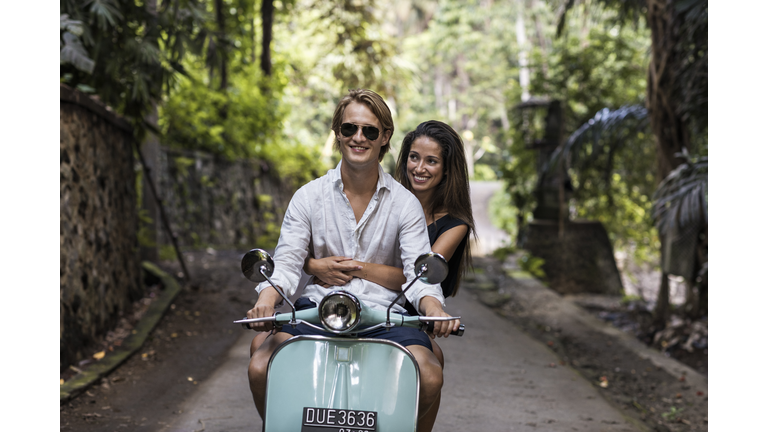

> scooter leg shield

[{"left": 263, "top": 336, "right": 420, "bottom": 432}]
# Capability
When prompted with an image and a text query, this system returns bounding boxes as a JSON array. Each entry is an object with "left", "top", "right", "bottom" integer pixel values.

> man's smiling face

[{"left": 336, "top": 102, "right": 391, "bottom": 170}]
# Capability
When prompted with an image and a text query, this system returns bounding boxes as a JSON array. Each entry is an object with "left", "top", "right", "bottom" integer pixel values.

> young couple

[{"left": 246, "top": 88, "right": 475, "bottom": 432}]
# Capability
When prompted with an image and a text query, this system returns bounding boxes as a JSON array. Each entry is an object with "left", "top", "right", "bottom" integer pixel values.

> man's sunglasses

[{"left": 340, "top": 123, "right": 381, "bottom": 141}]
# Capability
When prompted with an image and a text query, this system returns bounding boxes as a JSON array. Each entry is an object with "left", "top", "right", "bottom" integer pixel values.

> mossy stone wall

[
  {"left": 523, "top": 220, "right": 624, "bottom": 295},
  {"left": 154, "top": 148, "right": 296, "bottom": 251},
  {"left": 60, "top": 85, "right": 142, "bottom": 371}
]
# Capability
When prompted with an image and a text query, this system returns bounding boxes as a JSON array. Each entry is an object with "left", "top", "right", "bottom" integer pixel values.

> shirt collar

[{"left": 332, "top": 161, "right": 392, "bottom": 193}]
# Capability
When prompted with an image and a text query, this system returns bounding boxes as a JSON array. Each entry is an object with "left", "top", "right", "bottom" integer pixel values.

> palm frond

[
  {"left": 545, "top": 104, "right": 648, "bottom": 175},
  {"left": 61, "top": 32, "right": 95, "bottom": 74},
  {"left": 552, "top": 0, "right": 646, "bottom": 37},
  {"left": 60, "top": 14, "right": 84, "bottom": 36},
  {"left": 652, "top": 150, "right": 708, "bottom": 235},
  {"left": 85, "top": 0, "right": 124, "bottom": 31}
]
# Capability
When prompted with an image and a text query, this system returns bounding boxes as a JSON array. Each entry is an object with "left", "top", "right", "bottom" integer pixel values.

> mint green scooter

[{"left": 235, "top": 249, "right": 464, "bottom": 432}]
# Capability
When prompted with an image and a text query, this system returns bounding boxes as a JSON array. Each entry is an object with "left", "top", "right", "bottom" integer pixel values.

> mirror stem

[
  {"left": 261, "top": 266, "right": 297, "bottom": 325},
  {"left": 385, "top": 265, "right": 428, "bottom": 329}
]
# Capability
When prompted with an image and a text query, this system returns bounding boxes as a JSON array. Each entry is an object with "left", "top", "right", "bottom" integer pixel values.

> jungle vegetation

[{"left": 61, "top": 0, "right": 707, "bottom": 322}]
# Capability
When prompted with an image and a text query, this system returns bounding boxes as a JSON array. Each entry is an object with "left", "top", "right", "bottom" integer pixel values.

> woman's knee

[
  {"left": 431, "top": 340, "right": 444, "bottom": 369},
  {"left": 421, "top": 362, "right": 443, "bottom": 391}
]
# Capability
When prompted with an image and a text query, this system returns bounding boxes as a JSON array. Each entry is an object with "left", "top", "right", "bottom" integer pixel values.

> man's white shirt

[{"left": 255, "top": 162, "right": 445, "bottom": 314}]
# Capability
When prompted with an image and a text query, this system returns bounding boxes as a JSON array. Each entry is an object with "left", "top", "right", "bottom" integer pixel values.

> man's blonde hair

[{"left": 331, "top": 89, "right": 394, "bottom": 162}]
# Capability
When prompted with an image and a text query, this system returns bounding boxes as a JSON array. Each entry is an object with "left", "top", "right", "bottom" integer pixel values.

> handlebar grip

[{"left": 426, "top": 322, "right": 465, "bottom": 337}]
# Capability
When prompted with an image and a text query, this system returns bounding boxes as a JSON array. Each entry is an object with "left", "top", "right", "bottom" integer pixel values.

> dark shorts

[{"left": 277, "top": 297, "right": 433, "bottom": 352}]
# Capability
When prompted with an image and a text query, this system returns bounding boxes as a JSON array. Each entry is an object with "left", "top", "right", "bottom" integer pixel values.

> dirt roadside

[
  {"left": 60, "top": 250, "right": 259, "bottom": 431},
  {"left": 465, "top": 254, "right": 708, "bottom": 432}
]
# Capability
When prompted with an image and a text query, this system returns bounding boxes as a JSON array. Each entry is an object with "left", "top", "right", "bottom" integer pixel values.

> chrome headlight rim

[{"left": 318, "top": 291, "right": 361, "bottom": 334}]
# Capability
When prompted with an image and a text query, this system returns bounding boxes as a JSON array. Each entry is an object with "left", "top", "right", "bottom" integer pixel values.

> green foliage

[
  {"left": 489, "top": 187, "right": 518, "bottom": 237},
  {"left": 159, "top": 244, "right": 177, "bottom": 261},
  {"left": 491, "top": 244, "right": 517, "bottom": 262},
  {"left": 661, "top": 406, "right": 684, "bottom": 422},
  {"left": 60, "top": 14, "right": 94, "bottom": 74},
  {"left": 652, "top": 150, "right": 708, "bottom": 236},
  {"left": 472, "top": 164, "right": 497, "bottom": 181},
  {"left": 547, "top": 105, "right": 659, "bottom": 263},
  {"left": 159, "top": 59, "right": 324, "bottom": 187},
  {"left": 518, "top": 253, "right": 546, "bottom": 280},
  {"left": 500, "top": 9, "right": 657, "bottom": 264},
  {"left": 60, "top": 0, "right": 208, "bottom": 139}
]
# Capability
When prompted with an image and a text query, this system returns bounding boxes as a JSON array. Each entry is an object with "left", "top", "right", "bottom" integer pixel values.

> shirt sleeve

[
  {"left": 397, "top": 195, "right": 446, "bottom": 313},
  {"left": 255, "top": 186, "right": 312, "bottom": 297}
]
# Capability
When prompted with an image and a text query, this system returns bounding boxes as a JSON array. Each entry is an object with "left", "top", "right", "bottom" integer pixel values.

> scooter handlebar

[{"left": 425, "top": 321, "right": 465, "bottom": 337}]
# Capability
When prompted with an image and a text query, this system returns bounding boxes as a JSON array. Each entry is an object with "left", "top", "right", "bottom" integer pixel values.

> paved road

[{"left": 163, "top": 181, "right": 641, "bottom": 432}]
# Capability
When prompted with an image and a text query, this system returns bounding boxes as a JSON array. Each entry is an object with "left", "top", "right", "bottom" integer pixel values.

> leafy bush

[
  {"left": 518, "top": 253, "right": 546, "bottom": 280},
  {"left": 159, "top": 62, "right": 325, "bottom": 187}
]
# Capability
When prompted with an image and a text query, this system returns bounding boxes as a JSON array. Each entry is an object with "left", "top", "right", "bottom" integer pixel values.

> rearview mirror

[
  {"left": 414, "top": 252, "right": 449, "bottom": 285},
  {"left": 241, "top": 249, "right": 274, "bottom": 283}
]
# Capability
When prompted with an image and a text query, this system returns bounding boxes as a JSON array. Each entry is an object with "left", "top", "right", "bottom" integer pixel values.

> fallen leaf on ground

[{"left": 599, "top": 376, "right": 609, "bottom": 388}]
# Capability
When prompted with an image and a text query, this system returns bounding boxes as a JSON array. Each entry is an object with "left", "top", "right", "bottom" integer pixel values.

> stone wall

[
  {"left": 523, "top": 220, "right": 624, "bottom": 295},
  {"left": 153, "top": 148, "right": 296, "bottom": 251},
  {"left": 60, "top": 85, "right": 142, "bottom": 371}
]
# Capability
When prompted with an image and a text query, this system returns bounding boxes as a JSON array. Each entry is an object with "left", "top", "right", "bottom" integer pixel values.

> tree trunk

[
  {"left": 215, "top": 0, "right": 228, "bottom": 89},
  {"left": 261, "top": 0, "right": 274, "bottom": 76},
  {"left": 653, "top": 272, "right": 670, "bottom": 327},
  {"left": 647, "top": 0, "right": 689, "bottom": 324},
  {"left": 647, "top": 0, "right": 687, "bottom": 182}
]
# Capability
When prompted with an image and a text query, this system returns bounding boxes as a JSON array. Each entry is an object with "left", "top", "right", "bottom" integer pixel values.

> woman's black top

[{"left": 404, "top": 215, "right": 468, "bottom": 315}]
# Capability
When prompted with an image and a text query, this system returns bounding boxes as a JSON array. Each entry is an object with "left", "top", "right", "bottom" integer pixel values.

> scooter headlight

[{"left": 319, "top": 291, "right": 361, "bottom": 334}]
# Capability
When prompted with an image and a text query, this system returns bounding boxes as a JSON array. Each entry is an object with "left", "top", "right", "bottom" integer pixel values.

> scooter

[{"left": 235, "top": 248, "right": 464, "bottom": 432}]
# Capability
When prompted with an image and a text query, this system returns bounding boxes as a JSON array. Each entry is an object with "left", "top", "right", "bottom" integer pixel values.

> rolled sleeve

[
  {"left": 255, "top": 187, "right": 311, "bottom": 297},
  {"left": 397, "top": 196, "right": 445, "bottom": 313}
]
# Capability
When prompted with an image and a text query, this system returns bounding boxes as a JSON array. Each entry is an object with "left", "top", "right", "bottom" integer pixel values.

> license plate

[{"left": 301, "top": 407, "right": 377, "bottom": 432}]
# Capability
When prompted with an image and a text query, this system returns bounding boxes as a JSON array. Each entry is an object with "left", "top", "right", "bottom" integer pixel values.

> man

[{"left": 246, "top": 89, "right": 459, "bottom": 432}]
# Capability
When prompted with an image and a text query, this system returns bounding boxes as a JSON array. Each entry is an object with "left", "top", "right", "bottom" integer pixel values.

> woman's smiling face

[{"left": 407, "top": 136, "right": 444, "bottom": 195}]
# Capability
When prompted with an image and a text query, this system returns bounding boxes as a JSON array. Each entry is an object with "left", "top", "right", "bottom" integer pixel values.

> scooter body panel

[{"left": 263, "top": 335, "right": 420, "bottom": 432}]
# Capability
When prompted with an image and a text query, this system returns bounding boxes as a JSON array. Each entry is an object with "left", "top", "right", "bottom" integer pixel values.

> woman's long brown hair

[{"left": 395, "top": 120, "right": 476, "bottom": 297}]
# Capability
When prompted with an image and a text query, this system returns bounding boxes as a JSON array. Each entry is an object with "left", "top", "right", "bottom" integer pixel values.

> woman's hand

[
  {"left": 307, "top": 256, "right": 362, "bottom": 286},
  {"left": 419, "top": 296, "right": 461, "bottom": 339}
]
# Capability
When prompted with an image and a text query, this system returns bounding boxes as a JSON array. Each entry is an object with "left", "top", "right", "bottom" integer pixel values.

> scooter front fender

[{"left": 263, "top": 335, "right": 419, "bottom": 432}]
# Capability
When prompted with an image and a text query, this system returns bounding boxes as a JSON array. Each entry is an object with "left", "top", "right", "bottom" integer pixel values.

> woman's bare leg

[
  {"left": 407, "top": 345, "right": 444, "bottom": 432},
  {"left": 415, "top": 339, "right": 444, "bottom": 431}
]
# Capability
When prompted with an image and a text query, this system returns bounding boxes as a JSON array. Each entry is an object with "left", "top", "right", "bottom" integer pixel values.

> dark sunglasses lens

[
  {"left": 340, "top": 123, "right": 380, "bottom": 140},
  {"left": 362, "top": 126, "right": 379, "bottom": 141},
  {"left": 340, "top": 123, "right": 357, "bottom": 137}
]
